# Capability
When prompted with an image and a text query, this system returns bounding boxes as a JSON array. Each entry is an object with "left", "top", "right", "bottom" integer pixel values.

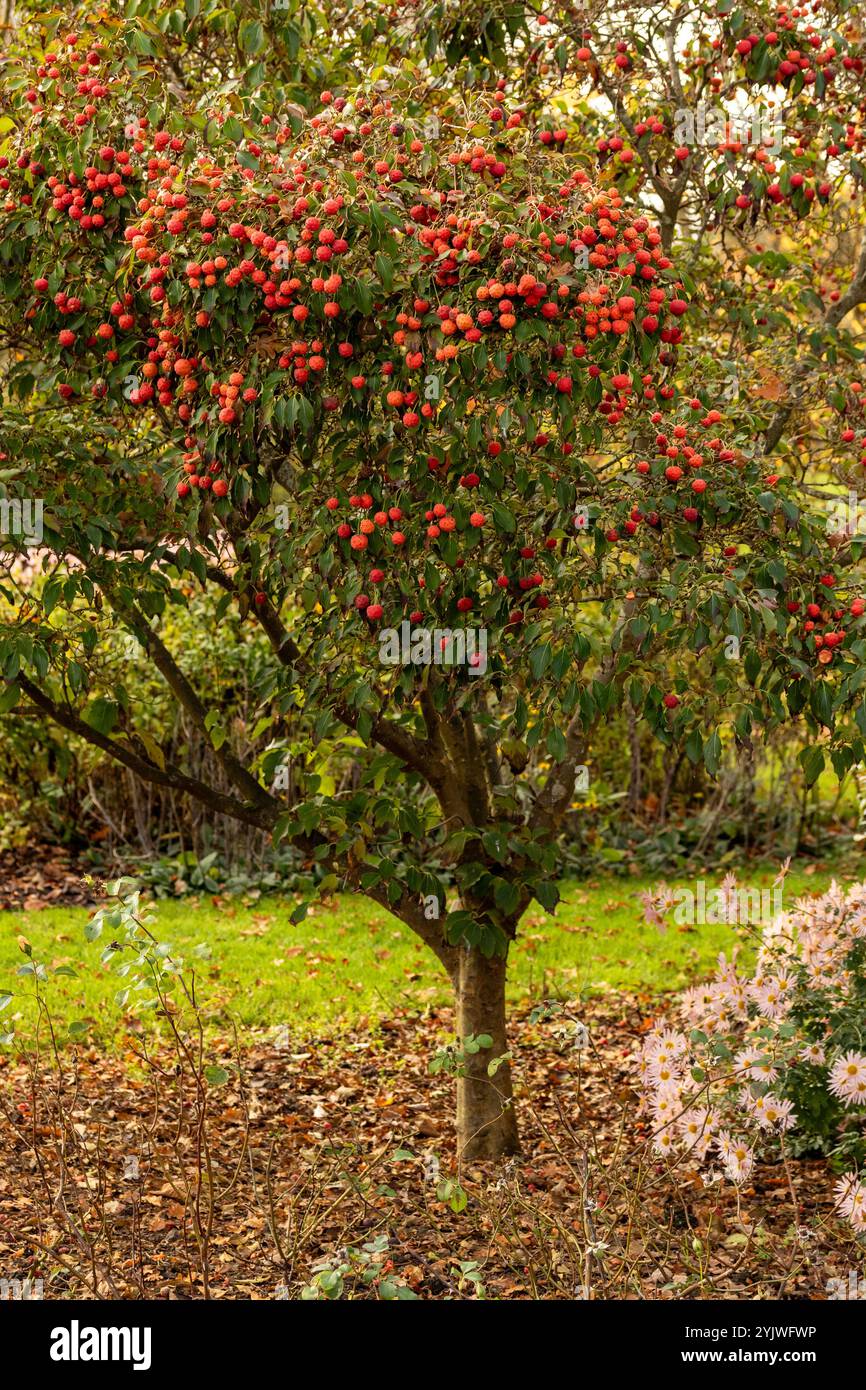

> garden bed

[{"left": 0, "top": 997, "right": 855, "bottom": 1301}]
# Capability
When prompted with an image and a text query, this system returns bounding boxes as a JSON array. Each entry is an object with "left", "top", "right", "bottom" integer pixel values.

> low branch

[{"left": 11, "top": 674, "right": 274, "bottom": 831}]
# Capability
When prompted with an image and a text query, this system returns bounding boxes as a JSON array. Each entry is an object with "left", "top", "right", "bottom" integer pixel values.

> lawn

[{"left": 1, "top": 857, "right": 858, "bottom": 1046}]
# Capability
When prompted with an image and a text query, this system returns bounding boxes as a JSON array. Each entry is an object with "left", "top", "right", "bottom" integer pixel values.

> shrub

[{"left": 637, "top": 879, "right": 866, "bottom": 1233}]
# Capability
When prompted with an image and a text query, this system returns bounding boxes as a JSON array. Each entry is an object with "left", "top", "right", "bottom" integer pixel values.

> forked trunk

[{"left": 453, "top": 947, "right": 520, "bottom": 1160}]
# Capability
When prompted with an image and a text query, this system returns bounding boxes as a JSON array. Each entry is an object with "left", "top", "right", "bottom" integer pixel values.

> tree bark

[{"left": 453, "top": 948, "right": 520, "bottom": 1161}]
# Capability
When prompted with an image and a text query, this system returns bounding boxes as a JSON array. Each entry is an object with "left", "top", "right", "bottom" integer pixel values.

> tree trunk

[{"left": 453, "top": 948, "right": 520, "bottom": 1160}]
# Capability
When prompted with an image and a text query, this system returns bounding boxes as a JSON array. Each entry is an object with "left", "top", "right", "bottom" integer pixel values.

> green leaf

[
  {"left": 0, "top": 682, "right": 20, "bottom": 714},
  {"left": 703, "top": 728, "right": 722, "bottom": 776},
  {"left": 530, "top": 643, "right": 551, "bottom": 679},
  {"left": 534, "top": 881, "right": 560, "bottom": 913},
  {"left": 800, "top": 746, "right": 824, "bottom": 787},
  {"left": 374, "top": 251, "right": 394, "bottom": 291},
  {"left": 493, "top": 878, "right": 520, "bottom": 915},
  {"left": 239, "top": 19, "right": 265, "bottom": 53},
  {"left": 84, "top": 698, "right": 118, "bottom": 736}
]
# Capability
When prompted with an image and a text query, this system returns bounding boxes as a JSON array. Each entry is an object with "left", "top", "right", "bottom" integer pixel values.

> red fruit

[
  {"left": 212, "top": 479, "right": 228, "bottom": 498},
  {"left": 469, "top": 512, "right": 486, "bottom": 527},
  {"left": 682, "top": 506, "right": 699, "bottom": 522},
  {"left": 366, "top": 603, "right": 383, "bottom": 620},
  {"left": 369, "top": 568, "right": 385, "bottom": 583},
  {"left": 176, "top": 481, "right": 190, "bottom": 498},
  {"left": 58, "top": 329, "right": 75, "bottom": 347},
  {"left": 254, "top": 593, "right": 266, "bottom": 608},
  {"left": 325, "top": 497, "right": 339, "bottom": 510},
  {"left": 337, "top": 523, "right": 352, "bottom": 539},
  {"left": 456, "top": 597, "right": 473, "bottom": 612},
  {"left": 668, "top": 298, "right": 687, "bottom": 316},
  {"left": 663, "top": 693, "right": 680, "bottom": 709}
]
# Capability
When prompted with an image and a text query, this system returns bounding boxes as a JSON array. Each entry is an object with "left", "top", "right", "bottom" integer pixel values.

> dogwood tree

[{"left": 1, "top": 11, "right": 865, "bottom": 1156}]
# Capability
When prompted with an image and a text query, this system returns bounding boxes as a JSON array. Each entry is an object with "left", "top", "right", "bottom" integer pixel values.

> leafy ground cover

[{"left": 0, "top": 998, "right": 858, "bottom": 1301}]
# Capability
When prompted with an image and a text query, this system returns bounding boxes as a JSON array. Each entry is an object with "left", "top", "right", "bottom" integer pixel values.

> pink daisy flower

[
  {"left": 834, "top": 1173, "right": 866, "bottom": 1232},
  {"left": 828, "top": 1051, "right": 866, "bottom": 1107}
]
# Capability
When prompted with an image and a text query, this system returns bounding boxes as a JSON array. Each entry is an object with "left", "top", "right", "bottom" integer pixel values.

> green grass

[{"left": 1, "top": 858, "right": 860, "bottom": 1045}]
